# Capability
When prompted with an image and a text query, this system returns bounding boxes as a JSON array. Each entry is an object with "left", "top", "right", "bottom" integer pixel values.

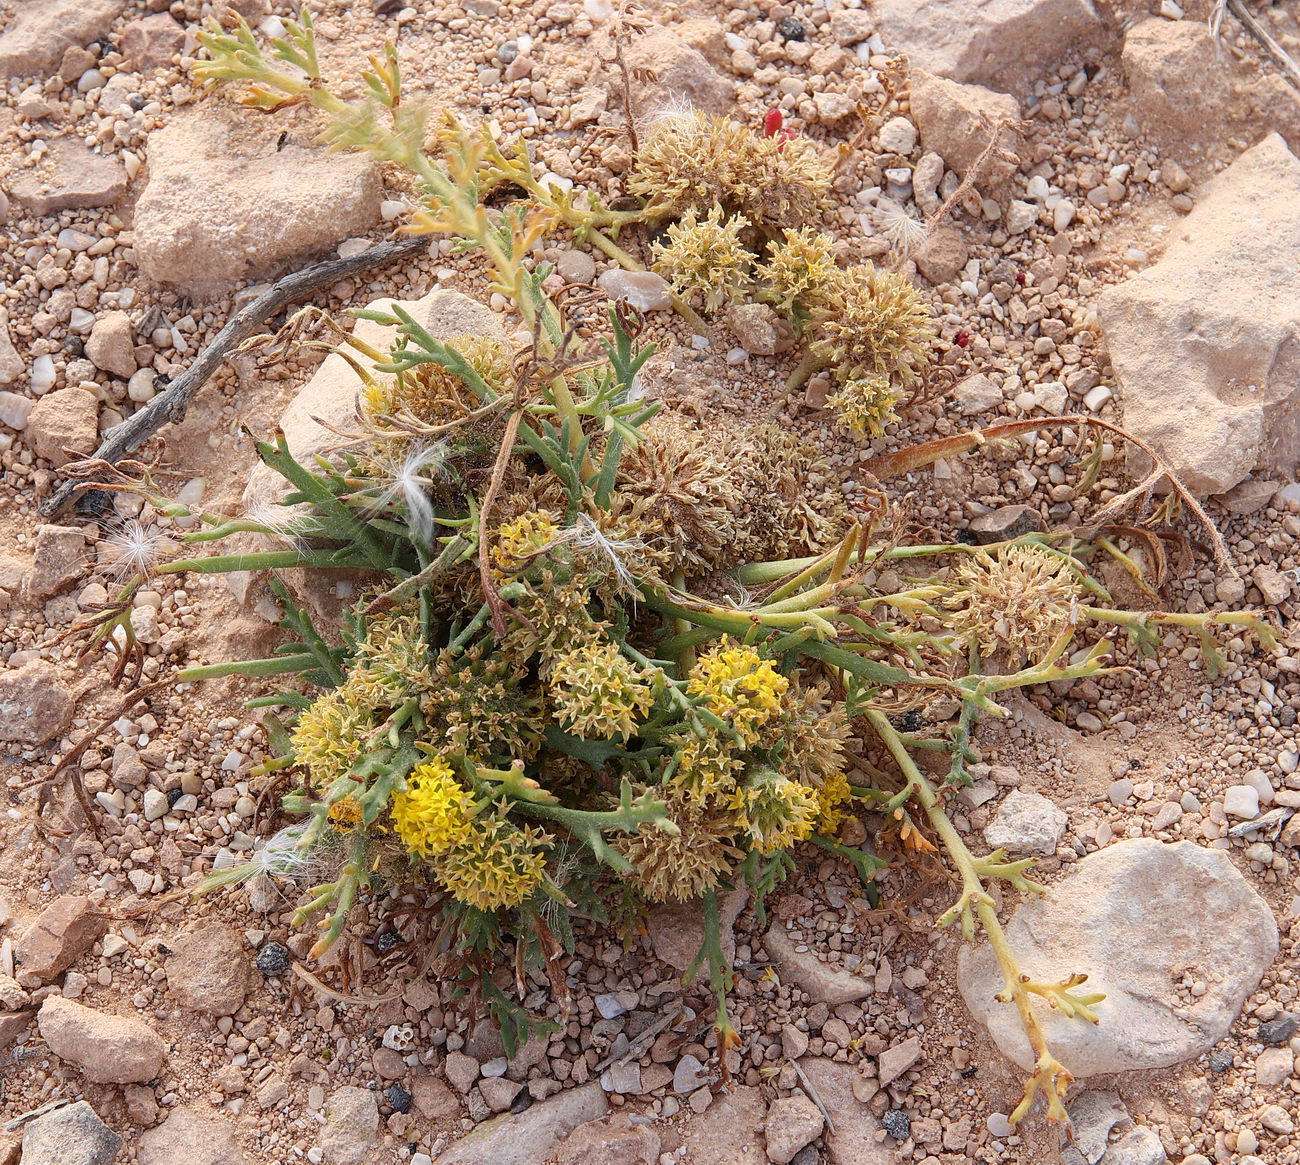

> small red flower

[
  {"left": 763, "top": 108, "right": 785, "bottom": 138},
  {"left": 955, "top": 330, "right": 972, "bottom": 348},
  {"left": 1015, "top": 270, "right": 1027, "bottom": 285}
]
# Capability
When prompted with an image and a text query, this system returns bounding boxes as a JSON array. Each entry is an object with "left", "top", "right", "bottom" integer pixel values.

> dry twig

[{"left": 40, "top": 237, "right": 429, "bottom": 519}]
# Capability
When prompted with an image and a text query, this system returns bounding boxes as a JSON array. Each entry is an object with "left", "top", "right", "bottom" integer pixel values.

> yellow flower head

[
  {"left": 390, "top": 756, "right": 474, "bottom": 858},
  {"left": 826, "top": 376, "right": 904, "bottom": 440},
  {"left": 733, "top": 769, "right": 818, "bottom": 855},
  {"left": 291, "top": 688, "right": 372, "bottom": 784},
  {"left": 668, "top": 728, "right": 743, "bottom": 802},
  {"left": 327, "top": 794, "right": 363, "bottom": 832},
  {"left": 757, "top": 226, "right": 839, "bottom": 316},
  {"left": 687, "top": 638, "right": 788, "bottom": 746},
  {"left": 433, "top": 814, "right": 551, "bottom": 912},
  {"left": 548, "top": 640, "right": 656, "bottom": 739},
  {"left": 812, "top": 771, "right": 855, "bottom": 835},
  {"left": 651, "top": 206, "right": 754, "bottom": 312},
  {"left": 493, "top": 510, "right": 560, "bottom": 573},
  {"left": 946, "top": 544, "right": 1083, "bottom": 660}
]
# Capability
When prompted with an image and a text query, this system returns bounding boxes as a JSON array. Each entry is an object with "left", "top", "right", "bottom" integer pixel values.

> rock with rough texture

[
  {"left": 621, "top": 27, "right": 733, "bottom": 116},
  {"left": 1121, "top": 20, "right": 1226, "bottom": 147},
  {"left": 1107, "top": 1125, "right": 1167, "bottom": 1165},
  {"left": 1097, "top": 133, "right": 1300, "bottom": 496},
  {"left": 874, "top": 0, "right": 1104, "bottom": 95},
  {"left": 1067, "top": 1090, "right": 1127, "bottom": 1164},
  {"left": 7, "top": 139, "right": 128, "bottom": 214},
  {"left": 553, "top": 1112, "right": 660, "bottom": 1165},
  {"left": 727, "top": 304, "right": 796, "bottom": 355},
  {"left": 764, "top": 1094, "right": 824, "bottom": 1164},
  {"left": 19, "top": 1100, "right": 122, "bottom": 1165},
  {"left": 0, "top": 660, "right": 74, "bottom": 749},
  {"left": 678, "top": 1085, "right": 768, "bottom": 1165},
  {"left": 137, "top": 1106, "right": 247, "bottom": 1165},
  {"left": 120, "top": 14, "right": 185, "bottom": 71},
  {"left": 85, "top": 312, "right": 137, "bottom": 379},
  {"left": 165, "top": 924, "right": 252, "bottom": 1016},
  {"left": 968, "top": 504, "right": 1045, "bottom": 544},
  {"left": 959, "top": 839, "right": 1278, "bottom": 1076},
  {"left": 0, "top": 0, "right": 125, "bottom": 80},
  {"left": 134, "top": 107, "right": 381, "bottom": 299},
  {"left": 795, "top": 1059, "right": 898, "bottom": 1164},
  {"left": 15, "top": 895, "right": 101, "bottom": 986},
  {"left": 648, "top": 889, "right": 746, "bottom": 983},
  {"left": 952, "top": 373, "right": 1002, "bottom": 414},
  {"left": 437, "top": 1082, "right": 608, "bottom": 1165},
  {"left": 0, "top": 310, "right": 22, "bottom": 386},
  {"left": 983, "top": 790, "right": 1068, "bottom": 856},
  {"left": 765, "top": 921, "right": 873, "bottom": 1004},
  {"left": 27, "top": 387, "right": 99, "bottom": 467},
  {"left": 912, "top": 224, "right": 969, "bottom": 286},
  {"left": 38, "top": 996, "right": 166, "bottom": 1084},
  {"left": 908, "top": 71, "right": 1022, "bottom": 189},
  {"left": 320, "top": 1086, "right": 379, "bottom": 1165},
  {"left": 877, "top": 1036, "right": 922, "bottom": 1087},
  {"left": 28, "top": 524, "right": 86, "bottom": 599}
]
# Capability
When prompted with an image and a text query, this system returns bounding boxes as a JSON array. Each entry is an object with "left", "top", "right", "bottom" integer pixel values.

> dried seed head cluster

[
  {"left": 825, "top": 376, "right": 905, "bottom": 439},
  {"left": 946, "top": 545, "right": 1085, "bottom": 659},
  {"left": 733, "top": 768, "right": 819, "bottom": 855},
  {"left": 756, "top": 226, "right": 840, "bottom": 317},
  {"left": 616, "top": 787, "right": 743, "bottom": 903},
  {"left": 651, "top": 207, "right": 754, "bottom": 312},
  {"left": 630, "top": 109, "right": 832, "bottom": 232}
]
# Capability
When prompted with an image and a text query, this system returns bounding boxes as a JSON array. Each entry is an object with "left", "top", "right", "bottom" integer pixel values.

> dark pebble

[
  {"left": 376, "top": 931, "right": 402, "bottom": 954},
  {"left": 882, "top": 1110, "right": 910, "bottom": 1139},
  {"left": 166, "top": 787, "right": 183, "bottom": 808},
  {"left": 777, "top": 16, "right": 806, "bottom": 40},
  {"left": 1260, "top": 1014, "right": 1298, "bottom": 1045},
  {"left": 255, "top": 942, "right": 291, "bottom": 976},
  {"left": 1280, "top": 706, "right": 1296, "bottom": 728},
  {"left": 1207, "top": 1049, "right": 1233, "bottom": 1072},
  {"left": 62, "top": 337, "right": 84, "bottom": 357},
  {"left": 386, "top": 1084, "right": 413, "bottom": 1113},
  {"left": 509, "top": 1089, "right": 533, "bottom": 1115},
  {"left": 791, "top": 1145, "right": 820, "bottom": 1165},
  {"left": 497, "top": 41, "right": 519, "bottom": 64}
]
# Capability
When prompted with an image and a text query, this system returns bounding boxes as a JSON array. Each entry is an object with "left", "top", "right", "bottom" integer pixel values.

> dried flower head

[
  {"left": 630, "top": 109, "right": 831, "bottom": 232},
  {"left": 756, "top": 226, "right": 839, "bottom": 317},
  {"left": 390, "top": 755, "right": 475, "bottom": 858},
  {"left": 102, "top": 518, "right": 171, "bottom": 581},
  {"left": 946, "top": 545, "right": 1084, "bottom": 660},
  {"left": 423, "top": 645, "right": 546, "bottom": 762},
  {"left": 651, "top": 206, "right": 754, "bottom": 312},
  {"left": 433, "top": 812, "right": 551, "bottom": 911},
  {"left": 615, "top": 787, "right": 743, "bottom": 903},
  {"left": 733, "top": 769, "right": 818, "bottom": 855},
  {"left": 778, "top": 683, "right": 851, "bottom": 784},
  {"left": 687, "top": 639, "right": 788, "bottom": 746},
  {"left": 874, "top": 199, "right": 930, "bottom": 257},
  {"left": 806, "top": 263, "right": 935, "bottom": 387},
  {"left": 363, "top": 333, "right": 509, "bottom": 428},
  {"left": 826, "top": 376, "right": 904, "bottom": 439},
  {"left": 548, "top": 640, "right": 656, "bottom": 739},
  {"left": 611, "top": 420, "right": 736, "bottom": 578}
]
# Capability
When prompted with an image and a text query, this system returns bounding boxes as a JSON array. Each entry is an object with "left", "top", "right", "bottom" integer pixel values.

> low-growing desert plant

[{"left": 60, "top": 14, "right": 1275, "bottom": 1129}]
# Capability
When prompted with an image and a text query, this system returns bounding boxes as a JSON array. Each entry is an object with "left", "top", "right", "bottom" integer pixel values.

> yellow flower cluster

[
  {"left": 548, "top": 641, "right": 656, "bottom": 739},
  {"left": 327, "top": 794, "right": 363, "bottom": 831},
  {"left": 434, "top": 814, "right": 551, "bottom": 912},
  {"left": 651, "top": 206, "right": 753, "bottom": 312},
  {"left": 291, "top": 688, "right": 372, "bottom": 784},
  {"left": 756, "top": 227, "right": 839, "bottom": 317},
  {"left": 733, "top": 769, "right": 818, "bottom": 855},
  {"left": 687, "top": 639, "right": 788, "bottom": 746},
  {"left": 825, "top": 376, "right": 904, "bottom": 439},
  {"left": 493, "top": 510, "right": 560, "bottom": 572},
  {"left": 669, "top": 729, "right": 743, "bottom": 801},
  {"left": 390, "top": 755, "right": 475, "bottom": 858},
  {"left": 812, "top": 771, "right": 855, "bottom": 835}
]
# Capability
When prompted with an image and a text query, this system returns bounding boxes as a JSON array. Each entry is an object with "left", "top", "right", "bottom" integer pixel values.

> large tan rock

[
  {"left": 0, "top": 0, "right": 125, "bottom": 81},
  {"left": 164, "top": 924, "right": 252, "bottom": 1016},
  {"left": 620, "top": 27, "right": 733, "bottom": 116},
  {"left": 959, "top": 839, "right": 1277, "bottom": 1077},
  {"left": 798, "top": 1059, "right": 899, "bottom": 1164},
  {"left": 134, "top": 106, "right": 381, "bottom": 300},
  {"left": 1097, "top": 133, "right": 1300, "bottom": 496},
  {"left": 138, "top": 1106, "right": 247, "bottom": 1165},
  {"left": 876, "top": 0, "right": 1104, "bottom": 95},
  {"left": 26, "top": 386, "right": 98, "bottom": 466},
  {"left": 6, "top": 137, "right": 128, "bottom": 214},
  {"left": 908, "top": 70, "right": 1022, "bottom": 190},
  {"left": 38, "top": 996, "right": 166, "bottom": 1083},
  {"left": 437, "top": 1083, "right": 608, "bottom": 1165},
  {"left": 0, "top": 660, "right": 74, "bottom": 750}
]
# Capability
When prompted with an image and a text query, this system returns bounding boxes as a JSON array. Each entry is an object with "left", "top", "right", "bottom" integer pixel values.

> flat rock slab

[
  {"left": 764, "top": 920, "right": 874, "bottom": 1004},
  {"left": 7, "top": 138, "right": 128, "bottom": 215},
  {"left": 874, "top": 0, "right": 1105, "bottom": 95},
  {"left": 0, "top": 0, "right": 125, "bottom": 81},
  {"left": 436, "top": 1082, "right": 608, "bottom": 1165},
  {"left": 1098, "top": 133, "right": 1300, "bottom": 496},
  {"left": 133, "top": 106, "right": 381, "bottom": 300},
  {"left": 959, "top": 839, "right": 1277, "bottom": 1076}
]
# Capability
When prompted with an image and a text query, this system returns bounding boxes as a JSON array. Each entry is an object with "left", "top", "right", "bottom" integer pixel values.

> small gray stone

[
  {"left": 596, "top": 269, "right": 673, "bottom": 312},
  {"left": 967, "top": 504, "right": 1046, "bottom": 544},
  {"left": 673, "top": 1053, "right": 707, "bottom": 1094},
  {"left": 877, "top": 1036, "right": 921, "bottom": 1087},
  {"left": 555, "top": 250, "right": 596, "bottom": 284},
  {"left": 983, "top": 790, "right": 1068, "bottom": 856},
  {"left": 1260, "top": 1013, "right": 1299, "bottom": 1044}
]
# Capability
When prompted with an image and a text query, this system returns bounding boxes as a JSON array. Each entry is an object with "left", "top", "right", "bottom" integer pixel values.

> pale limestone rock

[{"left": 38, "top": 996, "right": 166, "bottom": 1083}]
